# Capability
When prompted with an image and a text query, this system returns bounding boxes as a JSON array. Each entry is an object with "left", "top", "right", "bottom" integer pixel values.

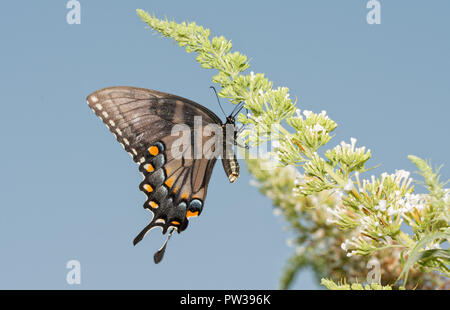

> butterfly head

[{"left": 225, "top": 115, "right": 236, "bottom": 125}]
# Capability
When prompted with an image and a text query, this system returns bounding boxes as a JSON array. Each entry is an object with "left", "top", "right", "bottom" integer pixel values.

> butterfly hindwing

[{"left": 132, "top": 142, "right": 217, "bottom": 245}]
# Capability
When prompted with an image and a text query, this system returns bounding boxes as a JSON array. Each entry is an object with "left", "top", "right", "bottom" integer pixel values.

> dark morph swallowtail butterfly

[{"left": 86, "top": 86, "right": 241, "bottom": 263}]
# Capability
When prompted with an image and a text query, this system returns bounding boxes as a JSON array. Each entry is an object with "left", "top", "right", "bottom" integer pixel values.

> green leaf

[{"left": 397, "top": 231, "right": 450, "bottom": 284}]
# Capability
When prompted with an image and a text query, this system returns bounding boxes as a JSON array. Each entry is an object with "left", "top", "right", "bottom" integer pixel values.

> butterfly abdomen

[
  {"left": 221, "top": 124, "right": 240, "bottom": 183},
  {"left": 222, "top": 156, "right": 239, "bottom": 183}
]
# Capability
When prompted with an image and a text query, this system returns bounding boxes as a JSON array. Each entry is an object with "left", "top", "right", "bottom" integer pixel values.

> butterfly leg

[
  {"left": 234, "top": 115, "right": 250, "bottom": 149},
  {"left": 235, "top": 141, "right": 250, "bottom": 149}
]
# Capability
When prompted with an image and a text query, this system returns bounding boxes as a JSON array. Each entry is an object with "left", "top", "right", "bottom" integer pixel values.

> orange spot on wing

[
  {"left": 171, "top": 221, "right": 180, "bottom": 225},
  {"left": 181, "top": 193, "right": 189, "bottom": 200},
  {"left": 165, "top": 177, "right": 174, "bottom": 188},
  {"left": 145, "top": 164, "right": 154, "bottom": 172},
  {"left": 173, "top": 187, "right": 178, "bottom": 194},
  {"left": 149, "top": 201, "right": 159, "bottom": 209},
  {"left": 186, "top": 211, "right": 199, "bottom": 219},
  {"left": 143, "top": 184, "right": 153, "bottom": 192},
  {"left": 149, "top": 146, "right": 159, "bottom": 156}
]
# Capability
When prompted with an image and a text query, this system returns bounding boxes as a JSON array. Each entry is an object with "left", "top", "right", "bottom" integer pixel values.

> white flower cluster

[
  {"left": 443, "top": 188, "right": 450, "bottom": 204},
  {"left": 325, "top": 203, "right": 346, "bottom": 225},
  {"left": 362, "top": 170, "right": 423, "bottom": 220},
  {"left": 294, "top": 109, "right": 329, "bottom": 120},
  {"left": 333, "top": 138, "right": 369, "bottom": 158},
  {"left": 330, "top": 166, "right": 448, "bottom": 259},
  {"left": 340, "top": 236, "right": 369, "bottom": 257},
  {"left": 311, "top": 111, "right": 329, "bottom": 134},
  {"left": 341, "top": 238, "right": 354, "bottom": 255}
]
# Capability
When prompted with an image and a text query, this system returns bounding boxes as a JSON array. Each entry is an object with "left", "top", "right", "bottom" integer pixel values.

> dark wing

[
  {"left": 86, "top": 86, "right": 221, "bottom": 241},
  {"left": 86, "top": 86, "right": 221, "bottom": 164}
]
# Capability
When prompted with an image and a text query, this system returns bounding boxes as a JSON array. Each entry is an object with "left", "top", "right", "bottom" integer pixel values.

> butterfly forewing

[{"left": 86, "top": 86, "right": 221, "bottom": 163}]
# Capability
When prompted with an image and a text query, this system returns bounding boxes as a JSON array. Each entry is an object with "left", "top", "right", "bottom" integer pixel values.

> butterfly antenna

[
  {"left": 232, "top": 102, "right": 246, "bottom": 118},
  {"left": 210, "top": 86, "right": 227, "bottom": 118},
  {"left": 153, "top": 228, "right": 175, "bottom": 264}
]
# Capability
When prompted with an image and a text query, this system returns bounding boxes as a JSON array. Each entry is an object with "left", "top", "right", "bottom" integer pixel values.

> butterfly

[{"left": 86, "top": 86, "right": 244, "bottom": 263}]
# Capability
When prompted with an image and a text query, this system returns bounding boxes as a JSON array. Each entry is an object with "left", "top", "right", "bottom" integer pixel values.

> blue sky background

[{"left": 0, "top": 1, "right": 449, "bottom": 289}]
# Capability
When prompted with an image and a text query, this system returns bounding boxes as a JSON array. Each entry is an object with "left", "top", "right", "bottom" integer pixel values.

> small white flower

[
  {"left": 333, "top": 189, "right": 344, "bottom": 199},
  {"left": 350, "top": 137, "right": 357, "bottom": 151},
  {"left": 344, "top": 180, "right": 354, "bottom": 191},
  {"left": 425, "top": 242, "right": 441, "bottom": 250},
  {"left": 312, "top": 123, "right": 325, "bottom": 132},
  {"left": 341, "top": 240, "right": 350, "bottom": 251},
  {"left": 302, "top": 110, "right": 312, "bottom": 118},
  {"left": 375, "top": 200, "right": 387, "bottom": 212},
  {"left": 443, "top": 189, "right": 450, "bottom": 203},
  {"left": 347, "top": 251, "right": 356, "bottom": 257},
  {"left": 273, "top": 209, "right": 282, "bottom": 217},
  {"left": 387, "top": 207, "right": 396, "bottom": 216}
]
